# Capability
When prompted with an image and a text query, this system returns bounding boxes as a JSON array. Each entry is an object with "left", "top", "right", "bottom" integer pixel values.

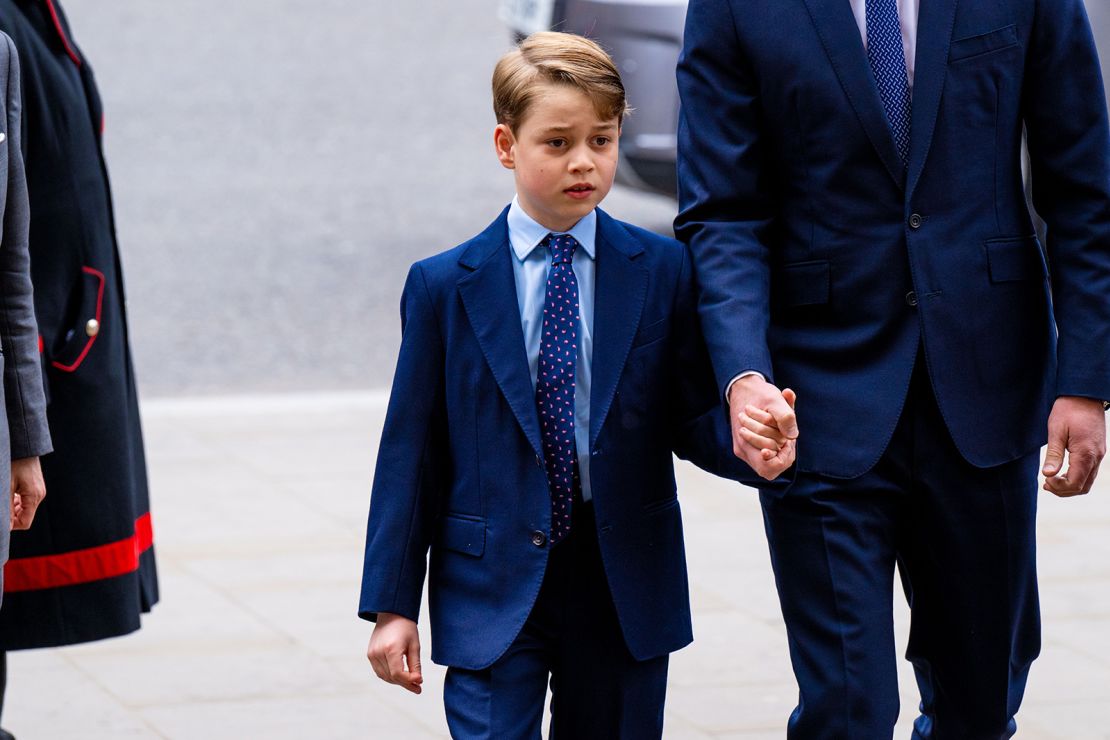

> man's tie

[
  {"left": 866, "top": 0, "right": 912, "bottom": 165},
  {"left": 536, "top": 233, "right": 581, "bottom": 545}
]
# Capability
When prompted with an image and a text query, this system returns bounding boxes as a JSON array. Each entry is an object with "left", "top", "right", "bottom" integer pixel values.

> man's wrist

[{"left": 725, "top": 371, "right": 766, "bottom": 403}]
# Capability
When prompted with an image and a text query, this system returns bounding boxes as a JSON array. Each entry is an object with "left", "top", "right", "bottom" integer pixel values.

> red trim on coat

[
  {"left": 3, "top": 513, "right": 154, "bottom": 593},
  {"left": 51, "top": 266, "right": 105, "bottom": 373},
  {"left": 42, "top": 0, "right": 82, "bottom": 67}
]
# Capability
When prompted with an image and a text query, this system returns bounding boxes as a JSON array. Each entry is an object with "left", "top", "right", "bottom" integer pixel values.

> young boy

[{"left": 359, "top": 31, "right": 794, "bottom": 739}]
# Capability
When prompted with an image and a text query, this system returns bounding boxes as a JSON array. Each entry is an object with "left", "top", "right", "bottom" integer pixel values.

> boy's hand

[
  {"left": 367, "top": 613, "right": 423, "bottom": 694},
  {"left": 729, "top": 376, "right": 798, "bottom": 480},
  {"left": 10, "top": 456, "right": 46, "bottom": 530}
]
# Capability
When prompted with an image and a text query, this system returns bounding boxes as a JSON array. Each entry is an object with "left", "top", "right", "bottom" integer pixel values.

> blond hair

[{"left": 492, "top": 31, "right": 629, "bottom": 131}]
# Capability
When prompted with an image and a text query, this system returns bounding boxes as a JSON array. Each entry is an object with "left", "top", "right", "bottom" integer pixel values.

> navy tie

[
  {"left": 866, "top": 0, "right": 912, "bottom": 164},
  {"left": 536, "top": 233, "right": 580, "bottom": 545}
]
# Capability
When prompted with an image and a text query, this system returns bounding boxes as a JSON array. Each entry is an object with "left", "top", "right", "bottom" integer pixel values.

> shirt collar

[{"left": 507, "top": 197, "right": 597, "bottom": 262}]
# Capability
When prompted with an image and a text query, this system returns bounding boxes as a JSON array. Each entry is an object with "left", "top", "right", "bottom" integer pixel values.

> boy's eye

[
  {"left": 594, "top": 137, "right": 611, "bottom": 146},
  {"left": 547, "top": 139, "right": 567, "bottom": 148}
]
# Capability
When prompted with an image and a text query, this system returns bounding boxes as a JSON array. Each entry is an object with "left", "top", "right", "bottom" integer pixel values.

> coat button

[
  {"left": 0, "top": 132, "right": 6, "bottom": 143},
  {"left": 909, "top": 213, "right": 924, "bottom": 230},
  {"left": 85, "top": 319, "right": 100, "bottom": 337},
  {"left": 531, "top": 531, "right": 547, "bottom": 548},
  {"left": 905, "top": 291, "right": 918, "bottom": 307}
]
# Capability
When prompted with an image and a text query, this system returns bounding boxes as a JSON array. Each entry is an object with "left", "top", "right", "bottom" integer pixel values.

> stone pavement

[{"left": 3, "top": 392, "right": 1109, "bottom": 739}]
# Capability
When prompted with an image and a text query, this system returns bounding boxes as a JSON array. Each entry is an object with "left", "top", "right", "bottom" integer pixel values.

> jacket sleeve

[
  {"left": 675, "top": 0, "right": 776, "bottom": 395},
  {"left": 358, "top": 263, "right": 448, "bottom": 622},
  {"left": 669, "top": 245, "right": 791, "bottom": 490},
  {"left": 1023, "top": 0, "right": 1110, "bottom": 401},
  {"left": 0, "top": 33, "right": 50, "bottom": 460}
]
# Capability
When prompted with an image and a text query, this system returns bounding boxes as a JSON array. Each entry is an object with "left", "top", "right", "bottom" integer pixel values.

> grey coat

[{"left": 0, "top": 30, "right": 53, "bottom": 604}]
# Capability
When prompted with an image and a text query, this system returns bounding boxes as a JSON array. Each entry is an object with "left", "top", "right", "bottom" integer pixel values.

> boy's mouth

[{"left": 564, "top": 183, "right": 595, "bottom": 200}]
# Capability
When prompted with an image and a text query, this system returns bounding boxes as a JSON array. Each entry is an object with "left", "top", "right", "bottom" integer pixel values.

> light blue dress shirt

[{"left": 507, "top": 197, "right": 597, "bottom": 502}]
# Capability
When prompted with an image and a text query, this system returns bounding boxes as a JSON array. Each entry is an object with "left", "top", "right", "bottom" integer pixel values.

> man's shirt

[{"left": 507, "top": 197, "right": 597, "bottom": 502}]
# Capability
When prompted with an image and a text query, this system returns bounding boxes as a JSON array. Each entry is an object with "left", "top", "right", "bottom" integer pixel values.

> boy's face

[{"left": 495, "top": 84, "right": 620, "bottom": 233}]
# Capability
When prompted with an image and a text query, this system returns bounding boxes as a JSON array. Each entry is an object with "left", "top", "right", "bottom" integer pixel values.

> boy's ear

[{"left": 494, "top": 124, "right": 516, "bottom": 170}]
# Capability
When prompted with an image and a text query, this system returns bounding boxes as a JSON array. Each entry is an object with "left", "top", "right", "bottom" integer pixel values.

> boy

[{"left": 359, "top": 32, "right": 794, "bottom": 739}]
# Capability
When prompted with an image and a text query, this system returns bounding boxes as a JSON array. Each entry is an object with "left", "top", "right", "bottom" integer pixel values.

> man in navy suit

[
  {"left": 677, "top": 0, "right": 1110, "bottom": 736},
  {"left": 359, "top": 32, "right": 784, "bottom": 739}
]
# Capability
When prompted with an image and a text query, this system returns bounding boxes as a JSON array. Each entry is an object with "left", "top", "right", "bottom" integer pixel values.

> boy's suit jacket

[
  {"left": 676, "top": 0, "right": 1110, "bottom": 478},
  {"left": 360, "top": 207, "right": 758, "bottom": 670}
]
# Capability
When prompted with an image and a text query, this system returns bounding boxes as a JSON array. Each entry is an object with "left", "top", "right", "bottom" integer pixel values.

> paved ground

[{"left": 3, "top": 395, "right": 1108, "bottom": 739}]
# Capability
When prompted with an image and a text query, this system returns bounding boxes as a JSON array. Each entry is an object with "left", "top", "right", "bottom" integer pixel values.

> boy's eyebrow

[{"left": 537, "top": 123, "right": 620, "bottom": 134}]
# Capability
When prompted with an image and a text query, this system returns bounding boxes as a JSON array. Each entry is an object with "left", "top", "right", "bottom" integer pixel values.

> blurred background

[{"left": 3, "top": 1, "right": 1110, "bottom": 738}]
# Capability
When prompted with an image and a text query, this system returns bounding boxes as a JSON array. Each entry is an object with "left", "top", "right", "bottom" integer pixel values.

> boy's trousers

[{"left": 443, "top": 499, "right": 670, "bottom": 740}]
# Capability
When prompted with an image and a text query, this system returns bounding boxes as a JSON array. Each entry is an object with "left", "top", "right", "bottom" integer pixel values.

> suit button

[
  {"left": 909, "top": 213, "right": 924, "bottom": 230},
  {"left": 531, "top": 531, "right": 547, "bottom": 548},
  {"left": 905, "top": 291, "right": 918, "bottom": 307},
  {"left": 85, "top": 319, "right": 100, "bottom": 337}
]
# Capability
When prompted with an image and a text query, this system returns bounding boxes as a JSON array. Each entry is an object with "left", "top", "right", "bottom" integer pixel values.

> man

[
  {"left": 0, "top": 2, "right": 157, "bottom": 736},
  {"left": 677, "top": 0, "right": 1110, "bottom": 736}
]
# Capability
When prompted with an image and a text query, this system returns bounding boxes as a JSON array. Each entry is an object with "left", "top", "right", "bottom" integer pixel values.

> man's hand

[
  {"left": 367, "top": 613, "right": 423, "bottom": 694},
  {"left": 1042, "top": 396, "right": 1107, "bottom": 497},
  {"left": 10, "top": 456, "right": 45, "bottom": 530},
  {"left": 729, "top": 375, "right": 798, "bottom": 480}
]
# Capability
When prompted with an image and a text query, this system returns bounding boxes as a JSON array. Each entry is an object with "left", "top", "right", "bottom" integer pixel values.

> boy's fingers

[
  {"left": 739, "top": 412, "right": 788, "bottom": 445},
  {"left": 782, "top": 388, "right": 797, "bottom": 409},
  {"left": 739, "top": 427, "right": 782, "bottom": 452},
  {"left": 744, "top": 405, "right": 777, "bottom": 427},
  {"left": 369, "top": 653, "right": 391, "bottom": 683}
]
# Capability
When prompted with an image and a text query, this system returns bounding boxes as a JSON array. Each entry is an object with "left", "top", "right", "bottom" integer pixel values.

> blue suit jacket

[
  {"left": 677, "top": 0, "right": 1110, "bottom": 478},
  {"left": 359, "top": 207, "right": 756, "bottom": 669}
]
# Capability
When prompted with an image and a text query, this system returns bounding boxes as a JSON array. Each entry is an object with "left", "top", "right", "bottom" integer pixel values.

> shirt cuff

[{"left": 725, "top": 371, "right": 766, "bottom": 403}]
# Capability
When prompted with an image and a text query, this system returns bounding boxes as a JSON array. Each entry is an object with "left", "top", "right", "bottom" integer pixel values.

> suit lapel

[
  {"left": 457, "top": 209, "right": 544, "bottom": 459},
  {"left": 906, "top": 0, "right": 960, "bottom": 198},
  {"left": 802, "top": 0, "right": 906, "bottom": 190},
  {"left": 589, "top": 211, "right": 647, "bottom": 448}
]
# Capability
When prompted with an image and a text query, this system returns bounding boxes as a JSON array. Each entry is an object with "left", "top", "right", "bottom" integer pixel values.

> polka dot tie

[
  {"left": 536, "top": 233, "right": 581, "bottom": 545},
  {"left": 866, "top": 0, "right": 912, "bottom": 165}
]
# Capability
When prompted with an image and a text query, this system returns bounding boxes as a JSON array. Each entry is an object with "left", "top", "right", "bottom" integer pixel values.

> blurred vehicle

[
  {"left": 501, "top": 1, "right": 1110, "bottom": 200},
  {"left": 500, "top": 0, "right": 688, "bottom": 197}
]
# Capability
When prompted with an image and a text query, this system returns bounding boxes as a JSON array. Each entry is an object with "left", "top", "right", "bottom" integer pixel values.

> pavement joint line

[{"left": 139, "top": 389, "right": 392, "bottom": 418}]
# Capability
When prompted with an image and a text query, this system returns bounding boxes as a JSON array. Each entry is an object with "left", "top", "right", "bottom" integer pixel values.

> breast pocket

[{"left": 949, "top": 24, "right": 1019, "bottom": 64}]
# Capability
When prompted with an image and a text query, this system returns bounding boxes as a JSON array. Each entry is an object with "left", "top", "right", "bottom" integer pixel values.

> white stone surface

[{"left": 3, "top": 393, "right": 1108, "bottom": 738}]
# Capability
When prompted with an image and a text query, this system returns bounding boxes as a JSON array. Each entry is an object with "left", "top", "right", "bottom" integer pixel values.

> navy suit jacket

[
  {"left": 359, "top": 207, "right": 756, "bottom": 669},
  {"left": 677, "top": 0, "right": 1110, "bottom": 478}
]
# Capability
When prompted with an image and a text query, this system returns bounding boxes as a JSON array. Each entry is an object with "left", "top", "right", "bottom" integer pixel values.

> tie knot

[{"left": 543, "top": 233, "right": 579, "bottom": 265}]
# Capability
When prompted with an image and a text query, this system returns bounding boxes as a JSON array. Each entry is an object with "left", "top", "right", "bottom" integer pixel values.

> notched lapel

[
  {"left": 907, "top": 0, "right": 961, "bottom": 198},
  {"left": 802, "top": 0, "right": 907, "bottom": 189},
  {"left": 589, "top": 213, "right": 647, "bottom": 448},
  {"left": 457, "top": 215, "right": 544, "bottom": 459}
]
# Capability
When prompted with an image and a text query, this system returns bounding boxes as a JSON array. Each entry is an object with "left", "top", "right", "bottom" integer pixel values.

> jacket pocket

[
  {"left": 643, "top": 495, "right": 679, "bottom": 515},
  {"left": 50, "top": 266, "right": 105, "bottom": 373},
  {"left": 949, "top": 24, "right": 1019, "bottom": 63},
  {"left": 985, "top": 236, "right": 1044, "bottom": 283},
  {"left": 631, "top": 317, "right": 667, "bottom": 349},
  {"left": 777, "top": 260, "right": 830, "bottom": 307},
  {"left": 436, "top": 513, "right": 485, "bottom": 557}
]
